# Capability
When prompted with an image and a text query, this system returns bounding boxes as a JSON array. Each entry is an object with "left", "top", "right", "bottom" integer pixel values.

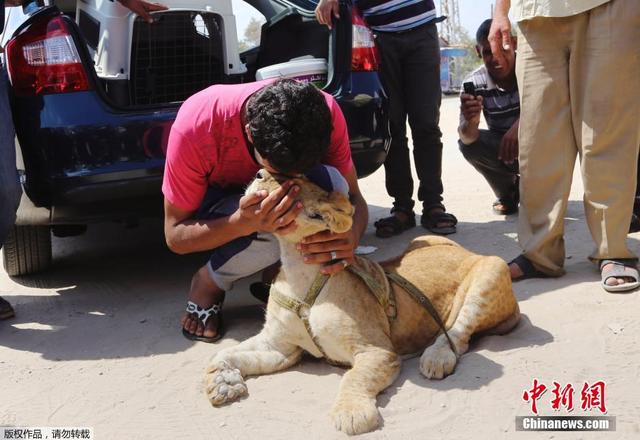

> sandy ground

[{"left": 1, "top": 96, "right": 639, "bottom": 440}]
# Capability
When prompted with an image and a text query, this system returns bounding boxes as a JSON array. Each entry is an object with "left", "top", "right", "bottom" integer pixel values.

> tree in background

[
  {"left": 452, "top": 26, "right": 482, "bottom": 83},
  {"left": 238, "top": 17, "right": 264, "bottom": 52}
]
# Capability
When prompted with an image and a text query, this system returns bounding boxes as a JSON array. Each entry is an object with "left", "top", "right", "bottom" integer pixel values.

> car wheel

[{"left": 2, "top": 225, "right": 52, "bottom": 276}]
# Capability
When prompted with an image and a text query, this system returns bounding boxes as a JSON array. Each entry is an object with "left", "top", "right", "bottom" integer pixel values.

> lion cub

[{"left": 204, "top": 169, "right": 520, "bottom": 436}]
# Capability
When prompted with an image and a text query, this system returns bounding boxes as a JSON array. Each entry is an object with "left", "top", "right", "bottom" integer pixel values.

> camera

[{"left": 463, "top": 81, "right": 476, "bottom": 97}]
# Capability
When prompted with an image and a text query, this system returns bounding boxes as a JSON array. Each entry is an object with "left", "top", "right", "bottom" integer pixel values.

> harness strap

[
  {"left": 270, "top": 274, "right": 347, "bottom": 367},
  {"left": 347, "top": 263, "right": 397, "bottom": 320},
  {"left": 385, "top": 271, "right": 458, "bottom": 356}
]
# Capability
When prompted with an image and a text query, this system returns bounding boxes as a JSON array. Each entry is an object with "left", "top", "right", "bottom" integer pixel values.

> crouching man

[
  {"left": 163, "top": 79, "right": 368, "bottom": 342},
  {"left": 458, "top": 19, "right": 520, "bottom": 215}
]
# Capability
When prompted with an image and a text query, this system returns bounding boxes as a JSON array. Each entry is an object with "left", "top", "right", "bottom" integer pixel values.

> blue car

[{"left": 2, "top": 0, "right": 389, "bottom": 275}]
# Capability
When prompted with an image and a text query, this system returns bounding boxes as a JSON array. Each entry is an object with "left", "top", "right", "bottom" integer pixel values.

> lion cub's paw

[
  {"left": 204, "top": 363, "right": 247, "bottom": 406},
  {"left": 330, "top": 397, "right": 381, "bottom": 436},
  {"left": 419, "top": 341, "right": 458, "bottom": 380}
]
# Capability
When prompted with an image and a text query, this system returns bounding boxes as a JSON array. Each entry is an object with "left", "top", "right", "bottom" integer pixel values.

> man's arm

[
  {"left": 164, "top": 181, "right": 303, "bottom": 255},
  {"left": 458, "top": 94, "right": 483, "bottom": 145},
  {"left": 117, "top": 0, "right": 168, "bottom": 23},
  {"left": 498, "top": 117, "right": 519, "bottom": 164},
  {"left": 315, "top": 0, "right": 340, "bottom": 29},
  {"left": 488, "top": 0, "right": 512, "bottom": 67},
  {"left": 297, "top": 166, "right": 368, "bottom": 275}
]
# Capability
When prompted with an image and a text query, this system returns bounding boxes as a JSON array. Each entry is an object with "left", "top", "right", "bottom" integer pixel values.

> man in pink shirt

[{"left": 163, "top": 79, "right": 369, "bottom": 342}]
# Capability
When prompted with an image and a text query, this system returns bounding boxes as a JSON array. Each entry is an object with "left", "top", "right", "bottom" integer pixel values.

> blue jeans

[{"left": 0, "top": 65, "right": 22, "bottom": 247}]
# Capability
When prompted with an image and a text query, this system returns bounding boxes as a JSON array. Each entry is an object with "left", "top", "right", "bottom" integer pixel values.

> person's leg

[
  {"left": 402, "top": 24, "right": 457, "bottom": 232},
  {"left": 374, "top": 32, "right": 414, "bottom": 214},
  {"left": 182, "top": 190, "right": 280, "bottom": 340},
  {"left": 512, "top": 16, "right": 579, "bottom": 278},
  {"left": 574, "top": 0, "right": 640, "bottom": 289},
  {"left": 404, "top": 23, "right": 444, "bottom": 212},
  {"left": 0, "top": 65, "right": 22, "bottom": 320},
  {"left": 459, "top": 130, "right": 519, "bottom": 211}
]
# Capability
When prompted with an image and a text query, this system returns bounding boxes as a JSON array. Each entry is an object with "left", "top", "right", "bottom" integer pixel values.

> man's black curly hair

[{"left": 245, "top": 79, "right": 333, "bottom": 175}]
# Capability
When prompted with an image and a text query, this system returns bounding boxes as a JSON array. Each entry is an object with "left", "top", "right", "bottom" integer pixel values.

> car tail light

[
  {"left": 351, "top": 8, "right": 379, "bottom": 72},
  {"left": 6, "top": 15, "right": 91, "bottom": 96}
]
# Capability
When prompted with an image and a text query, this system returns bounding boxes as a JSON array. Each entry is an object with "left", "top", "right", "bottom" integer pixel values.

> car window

[{"left": 232, "top": 0, "right": 266, "bottom": 52}]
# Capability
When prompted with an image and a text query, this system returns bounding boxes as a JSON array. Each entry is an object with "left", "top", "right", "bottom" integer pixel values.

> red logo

[{"left": 523, "top": 380, "right": 607, "bottom": 415}]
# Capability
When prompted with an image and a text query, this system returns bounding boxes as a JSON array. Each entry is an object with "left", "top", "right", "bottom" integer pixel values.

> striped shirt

[
  {"left": 355, "top": 0, "right": 441, "bottom": 32},
  {"left": 463, "top": 65, "right": 519, "bottom": 134}
]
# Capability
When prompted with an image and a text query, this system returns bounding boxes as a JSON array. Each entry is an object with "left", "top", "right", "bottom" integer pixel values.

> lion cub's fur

[{"left": 204, "top": 170, "right": 520, "bottom": 436}]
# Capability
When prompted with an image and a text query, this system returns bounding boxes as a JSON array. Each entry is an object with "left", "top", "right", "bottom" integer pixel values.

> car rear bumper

[{"left": 14, "top": 74, "right": 388, "bottom": 225}]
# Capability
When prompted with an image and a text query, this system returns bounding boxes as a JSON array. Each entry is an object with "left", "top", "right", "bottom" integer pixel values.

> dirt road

[{"left": 1, "top": 97, "right": 638, "bottom": 439}]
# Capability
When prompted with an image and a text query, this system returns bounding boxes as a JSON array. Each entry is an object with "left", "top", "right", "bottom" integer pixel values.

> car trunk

[{"left": 74, "top": 1, "right": 333, "bottom": 108}]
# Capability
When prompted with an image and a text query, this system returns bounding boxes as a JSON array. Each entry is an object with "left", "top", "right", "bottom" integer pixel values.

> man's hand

[
  {"left": 498, "top": 118, "right": 519, "bottom": 164},
  {"left": 231, "top": 180, "right": 303, "bottom": 236},
  {"left": 460, "top": 94, "right": 483, "bottom": 125},
  {"left": 118, "top": 0, "right": 168, "bottom": 23},
  {"left": 315, "top": 0, "right": 340, "bottom": 29},
  {"left": 488, "top": 0, "right": 512, "bottom": 68},
  {"left": 296, "top": 229, "right": 356, "bottom": 275}
]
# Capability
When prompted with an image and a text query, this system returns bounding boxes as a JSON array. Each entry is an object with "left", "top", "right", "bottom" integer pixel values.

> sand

[{"left": 1, "top": 97, "right": 639, "bottom": 440}]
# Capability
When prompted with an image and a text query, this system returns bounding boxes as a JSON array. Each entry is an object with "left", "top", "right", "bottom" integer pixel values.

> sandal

[
  {"left": 509, "top": 254, "right": 550, "bottom": 282},
  {"left": 492, "top": 198, "right": 518, "bottom": 215},
  {"left": 182, "top": 295, "right": 225, "bottom": 343},
  {"left": 420, "top": 208, "right": 457, "bottom": 235},
  {"left": 0, "top": 296, "right": 15, "bottom": 320},
  {"left": 600, "top": 259, "right": 639, "bottom": 293},
  {"left": 249, "top": 282, "right": 271, "bottom": 303},
  {"left": 374, "top": 210, "right": 416, "bottom": 238}
]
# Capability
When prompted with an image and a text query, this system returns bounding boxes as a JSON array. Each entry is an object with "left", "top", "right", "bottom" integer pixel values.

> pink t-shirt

[{"left": 162, "top": 80, "right": 353, "bottom": 212}]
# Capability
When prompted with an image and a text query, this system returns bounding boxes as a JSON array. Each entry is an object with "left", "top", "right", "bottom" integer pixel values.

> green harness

[{"left": 270, "top": 259, "right": 458, "bottom": 366}]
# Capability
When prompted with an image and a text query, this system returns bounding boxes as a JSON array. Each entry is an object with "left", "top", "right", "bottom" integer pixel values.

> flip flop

[
  {"left": 600, "top": 259, "right": 640, "bottom": 293},
  {"left": 509, "top": 254, "right": 551, "bottom": 282},
  {"left": 0, "top": 296, "right": 15, "bottom": 320},
  {"left": 182, "top": 296, "right": 225, "bottom": 343}
]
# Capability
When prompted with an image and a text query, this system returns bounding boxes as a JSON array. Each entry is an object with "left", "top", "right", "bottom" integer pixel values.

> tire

[{"left": 2, "top": 225, "right": 52, "bottom": 276}]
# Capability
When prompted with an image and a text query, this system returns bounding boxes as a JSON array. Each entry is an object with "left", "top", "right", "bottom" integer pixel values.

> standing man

[
  {"left": 490, "top": 0, "right": 640, "bottom": 292},
  {"left": 0, "top": 0, "right": 168, "bottom": 321},
  {"left": 458, "top": 18, "right": 519, "bottom": 216},
  {"left": 315, "top": 0, "right": 457, "bottom": 237}
]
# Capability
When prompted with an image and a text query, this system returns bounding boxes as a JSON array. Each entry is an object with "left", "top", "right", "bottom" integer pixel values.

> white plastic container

[
  {"left": 256, "top": 57, "right": 328, "bottom": 88},
  {"left": 76, "top": 0, "right": 246, "bottom": 80}
]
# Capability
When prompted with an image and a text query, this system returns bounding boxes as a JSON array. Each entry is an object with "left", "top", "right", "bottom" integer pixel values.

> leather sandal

[
  {"left": 374, "top": 210, "right": 416, "bottom": 238},
  {"left": 509, "top": 254, "right": 550, "bottom": 282},
  {"left": 421, "top": 208, "right": 457, "bottom": 235}
]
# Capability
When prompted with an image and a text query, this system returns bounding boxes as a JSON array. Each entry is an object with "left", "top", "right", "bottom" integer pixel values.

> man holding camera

[{"left": 458, "top": 19, "right": 519, "bottom": 216}]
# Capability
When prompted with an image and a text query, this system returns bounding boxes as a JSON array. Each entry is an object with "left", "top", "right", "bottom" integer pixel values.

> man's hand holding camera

[{"left": 460, "top": 93, "right": 483, "bottom": 127}]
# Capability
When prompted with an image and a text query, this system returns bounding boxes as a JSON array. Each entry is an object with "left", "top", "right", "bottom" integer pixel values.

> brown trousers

[{"left": 516, "top": 0, "right": 640, "bottom": 276}]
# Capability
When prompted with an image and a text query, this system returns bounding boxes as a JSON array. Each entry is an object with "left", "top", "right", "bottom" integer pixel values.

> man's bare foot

[{"left": 509, "top": 261, "right": 524, "bottom": 280}]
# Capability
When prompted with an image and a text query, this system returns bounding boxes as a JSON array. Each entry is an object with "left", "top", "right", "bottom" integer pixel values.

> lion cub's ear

[{"left": 317, "top": 192, "right": 354, "bottom": 234}]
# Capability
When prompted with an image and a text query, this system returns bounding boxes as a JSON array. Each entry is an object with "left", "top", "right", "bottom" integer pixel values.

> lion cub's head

[{"left": 246, "top": 169, "right": 354, "bottom": 242}]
